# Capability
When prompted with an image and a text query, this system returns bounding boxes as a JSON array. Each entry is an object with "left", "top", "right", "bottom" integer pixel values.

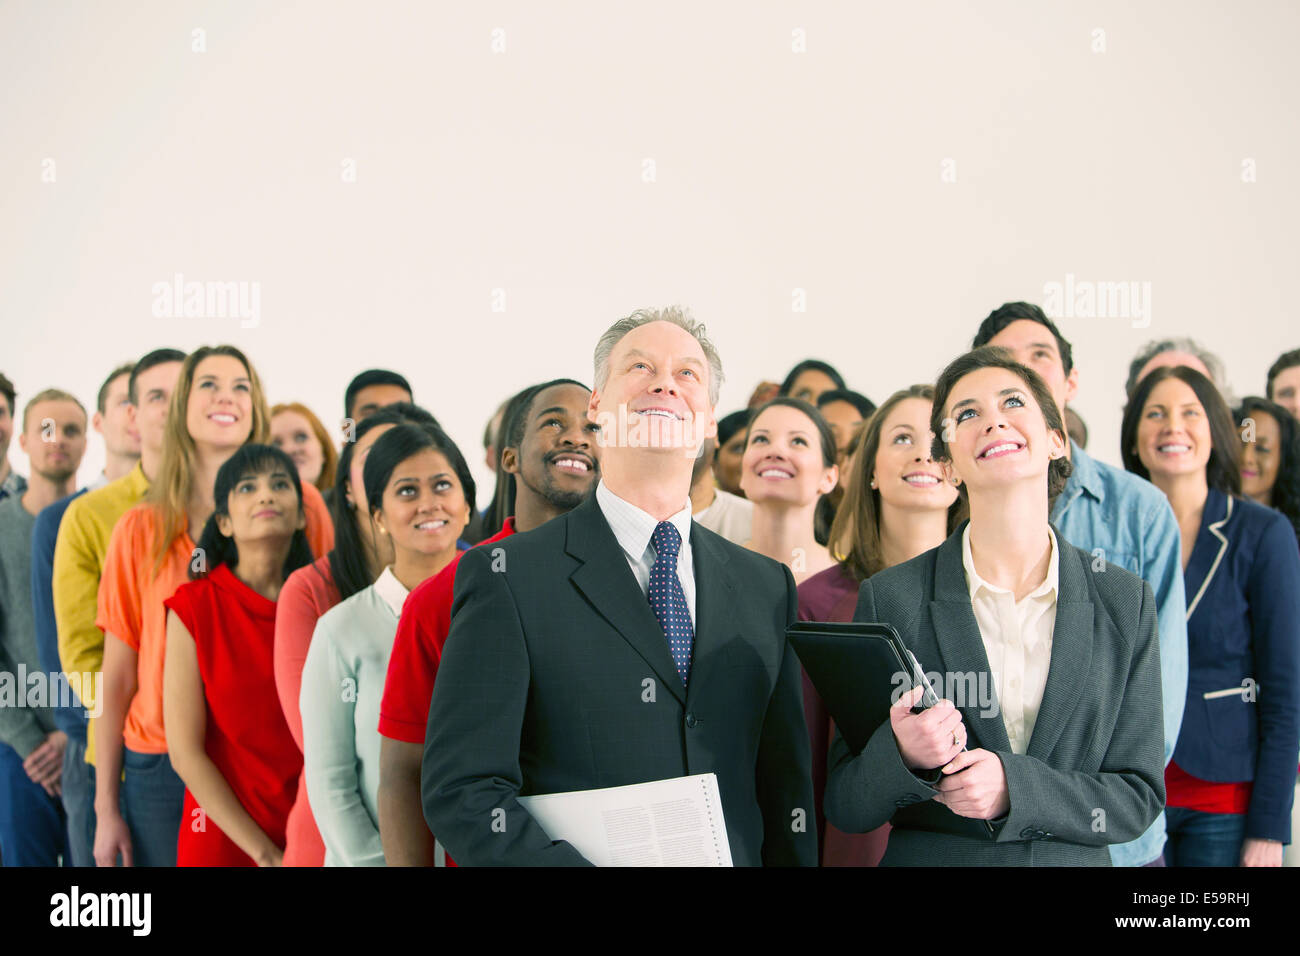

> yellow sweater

[{"left": 52, "top": 463, "right": 149, "bottom": 766}]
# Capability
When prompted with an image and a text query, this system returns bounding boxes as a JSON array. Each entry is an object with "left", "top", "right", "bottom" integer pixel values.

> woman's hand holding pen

[
  {"left": 935, "top": 749, "right": 1010, "bottom": 820},
  {"left": 891, "top": 685, "right": 967, "bottom": 771}
]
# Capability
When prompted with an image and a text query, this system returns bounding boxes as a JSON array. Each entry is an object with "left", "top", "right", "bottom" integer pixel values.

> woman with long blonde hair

[{"left": 93, "top": 345, "right": 334, "bottom": 867}]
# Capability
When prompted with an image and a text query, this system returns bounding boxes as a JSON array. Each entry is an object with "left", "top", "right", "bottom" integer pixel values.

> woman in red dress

[{"left": 162, "top": 444, "right": 314, "bottom": 866}]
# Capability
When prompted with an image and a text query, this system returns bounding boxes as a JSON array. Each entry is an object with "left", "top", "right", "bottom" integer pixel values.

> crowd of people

[{"left": 0, "top": 303, "right": 1298, "bottom": 867}]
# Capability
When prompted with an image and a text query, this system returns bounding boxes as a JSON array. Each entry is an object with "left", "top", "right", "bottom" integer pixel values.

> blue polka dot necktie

[{"left": 649, "top": 521, "right": 693, "bottom": 687}]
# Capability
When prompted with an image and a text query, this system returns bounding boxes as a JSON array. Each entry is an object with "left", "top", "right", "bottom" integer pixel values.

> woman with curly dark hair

[{"left": 1234, "top": 396, "right": 1300, "bottom": 547}]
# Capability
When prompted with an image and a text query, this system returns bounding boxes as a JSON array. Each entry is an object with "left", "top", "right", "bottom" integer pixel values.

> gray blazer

[{"left": 824, "top": 523, "right": 1165, "bottom": 866}]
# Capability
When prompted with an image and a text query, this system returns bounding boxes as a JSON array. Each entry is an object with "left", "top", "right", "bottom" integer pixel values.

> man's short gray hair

[
  {"left": 1126, "top": 337, "right": 1230, "bottom": 400},
  {"left": 593, "top": 306, "right": 724, "bottom": 407}
]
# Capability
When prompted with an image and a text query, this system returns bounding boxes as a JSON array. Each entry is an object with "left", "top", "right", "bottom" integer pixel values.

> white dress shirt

[
  {"left": 595, "top": 479, "right": 697, "bottom": 628},
  {"left": 961, "top": 526, "right": 1060, "bottom": 756}
]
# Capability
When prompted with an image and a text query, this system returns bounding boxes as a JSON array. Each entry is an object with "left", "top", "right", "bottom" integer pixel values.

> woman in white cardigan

[{"left": 300, "top": 423, "right": 474, "bottom": 865}]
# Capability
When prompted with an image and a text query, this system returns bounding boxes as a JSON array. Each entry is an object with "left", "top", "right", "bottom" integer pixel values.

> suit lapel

[
  {"left": 1184, "top": 488, "right": 1232, "bottom": 622},
  {"left": 1025, "top": 531, "right": 1093, "bottom": 762},
  {"left": 929, "top": 530, "right": 1012, "bottom": 755},
  {"left": 685, "top": 525, "right": 736, "bottom": 705},
  {"left": 565, "top": 495, "right": 687, "bottom": 705}
]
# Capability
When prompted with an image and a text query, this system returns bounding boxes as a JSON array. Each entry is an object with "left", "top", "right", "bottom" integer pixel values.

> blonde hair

[
  {"left": 146, "top": 345, "right": 270, "bottom": 567},
  {"left": 271, "top": 401, "right": 339, "bottom": 490},
  {"left": 22, "top": 388, "right": 87, "bottom": 431}
]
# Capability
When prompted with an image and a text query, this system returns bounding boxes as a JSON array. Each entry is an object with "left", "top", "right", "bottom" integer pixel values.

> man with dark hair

[
  {"left": 90, "top": 363, "right": 141, "bottom": 485},
  {"left": 378, "top": 378, "right": 600, "bottom": 864},
  {"left": 0, "top": 372, "right": 26, "bottom": 502},
  {"left": 126, "top": 348, "right": 187, "bottom": 408},
  {"left": 1064, "top": 406, "right": 1089, "bottom": 450},
  {"left": 343, "top": 369, "right": 413, "bottom": 433},
  {"left": 1267, "top": 348, "right": 1300, "bottom": 419},
  {"left": 30, "top": 363, "right": 142, "bottom": 866},
  {"left": 973, "top": 302, "right": 1076, "bottom": 378},
  {"left": 423, "top": 307, "right": 816, "bottom": 866},
  {"left": 322, "top": 370, "right": 417, "bottom": 514},
  {"left": 972, "top": 301, "right": 1188, "bottom": 868}
]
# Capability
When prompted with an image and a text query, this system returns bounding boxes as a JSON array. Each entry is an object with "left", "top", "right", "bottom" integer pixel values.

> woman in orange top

[{"left": 93, "top": 346, "right": 334, "bottom": 867}]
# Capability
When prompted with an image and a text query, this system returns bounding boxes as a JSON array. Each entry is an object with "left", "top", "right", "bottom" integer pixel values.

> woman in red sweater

[{"left": 163, "top": 444, "right": 315, "bottom": 866}]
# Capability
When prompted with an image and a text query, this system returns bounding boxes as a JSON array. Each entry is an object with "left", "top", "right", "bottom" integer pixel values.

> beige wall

[{"left": 3, "top": 0, "right": 1297, "bottom": 493}]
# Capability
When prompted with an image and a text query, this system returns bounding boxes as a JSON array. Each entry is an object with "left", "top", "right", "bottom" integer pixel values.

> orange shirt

[{"left": 97, "top": 483, "right": 334, "bottom": 754}]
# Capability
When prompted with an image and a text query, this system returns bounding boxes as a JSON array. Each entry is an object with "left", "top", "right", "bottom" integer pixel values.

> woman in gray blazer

[{"left": 824, "top": 347, "right": 1165, "bottom": 865}]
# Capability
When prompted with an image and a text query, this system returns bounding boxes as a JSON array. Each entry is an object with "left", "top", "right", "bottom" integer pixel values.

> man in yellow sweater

[{"left": 51, "top": 350, "right": 184, "bottom": 862}]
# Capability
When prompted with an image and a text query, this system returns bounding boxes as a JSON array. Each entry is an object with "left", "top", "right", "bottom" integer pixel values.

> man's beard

[
  {"left": 36, "top": 465, "right": 77, "bottom": 485},
  {"left": 521, "top": 457, "right": 598, "bottom": 512}
]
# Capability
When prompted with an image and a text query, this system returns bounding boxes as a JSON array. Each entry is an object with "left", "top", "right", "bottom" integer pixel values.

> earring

[
  {"left": 951, "top": 476, "right": 960, "bottom": 485},
  {"left": 869, "top": 477, "right": 877, "bottom": 489}
]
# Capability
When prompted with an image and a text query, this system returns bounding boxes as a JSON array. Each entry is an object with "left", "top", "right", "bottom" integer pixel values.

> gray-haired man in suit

[{"left": 422, "top": 307, "right": 817, "bottom": 866}]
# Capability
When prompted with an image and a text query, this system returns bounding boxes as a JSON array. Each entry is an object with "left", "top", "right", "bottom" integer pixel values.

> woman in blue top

[{"left": 1121, "top": 365, "right": 1300, "bottom": 867}]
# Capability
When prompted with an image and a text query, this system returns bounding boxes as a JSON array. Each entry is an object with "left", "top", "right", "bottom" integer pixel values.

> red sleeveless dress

[{"left": 164, "top": 564, "right": 302, "bottom": 866}]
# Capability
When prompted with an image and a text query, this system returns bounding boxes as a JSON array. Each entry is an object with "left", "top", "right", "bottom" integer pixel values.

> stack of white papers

[{"left": 518, "top": 773, "right": 732, "bottom": 866}]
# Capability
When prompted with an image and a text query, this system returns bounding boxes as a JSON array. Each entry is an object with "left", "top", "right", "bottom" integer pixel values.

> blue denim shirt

[{"left": 1051, "top": 441, "right": 1188, "bottom": 866}]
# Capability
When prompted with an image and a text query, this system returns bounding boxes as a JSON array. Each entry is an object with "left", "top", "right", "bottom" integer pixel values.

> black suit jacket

[
  {"left": 421, "top": 492, "right": 817, "bottom": 866},
  {"left": 824, "top": 523, "right": 1165, "bottom": 865}
]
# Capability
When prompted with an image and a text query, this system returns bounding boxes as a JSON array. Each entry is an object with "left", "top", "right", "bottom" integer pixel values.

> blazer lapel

[
  {"left": 929, "top": 530, "right": 1012, "bottom": 755},
  {"left": 685, "top": 525, "right": 737, "bottom": 704},
  {"left": 565, "top": 495, "right": 687, "bottom": 705},
  {"left": 1184, "top": 488, "right": 1232, "bottom": 622},
  {"left": 1025, "top": 531, "right": 1093, "bottom": 762}
]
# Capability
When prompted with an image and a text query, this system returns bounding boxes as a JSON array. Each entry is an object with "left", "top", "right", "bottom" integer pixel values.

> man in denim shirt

[{"left": 973, "top": 302, "right": 1188, "bottom": 867}]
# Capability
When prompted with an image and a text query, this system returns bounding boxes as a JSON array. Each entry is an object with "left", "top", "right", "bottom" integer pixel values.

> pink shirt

[{"left": 274, "top": 554, "right": 341, "bottom": 866}]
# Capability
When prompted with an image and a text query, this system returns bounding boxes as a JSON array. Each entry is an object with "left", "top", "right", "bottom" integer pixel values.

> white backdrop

[{"left": 3, "top": 0, "right": 1297, "bottom": 496}]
